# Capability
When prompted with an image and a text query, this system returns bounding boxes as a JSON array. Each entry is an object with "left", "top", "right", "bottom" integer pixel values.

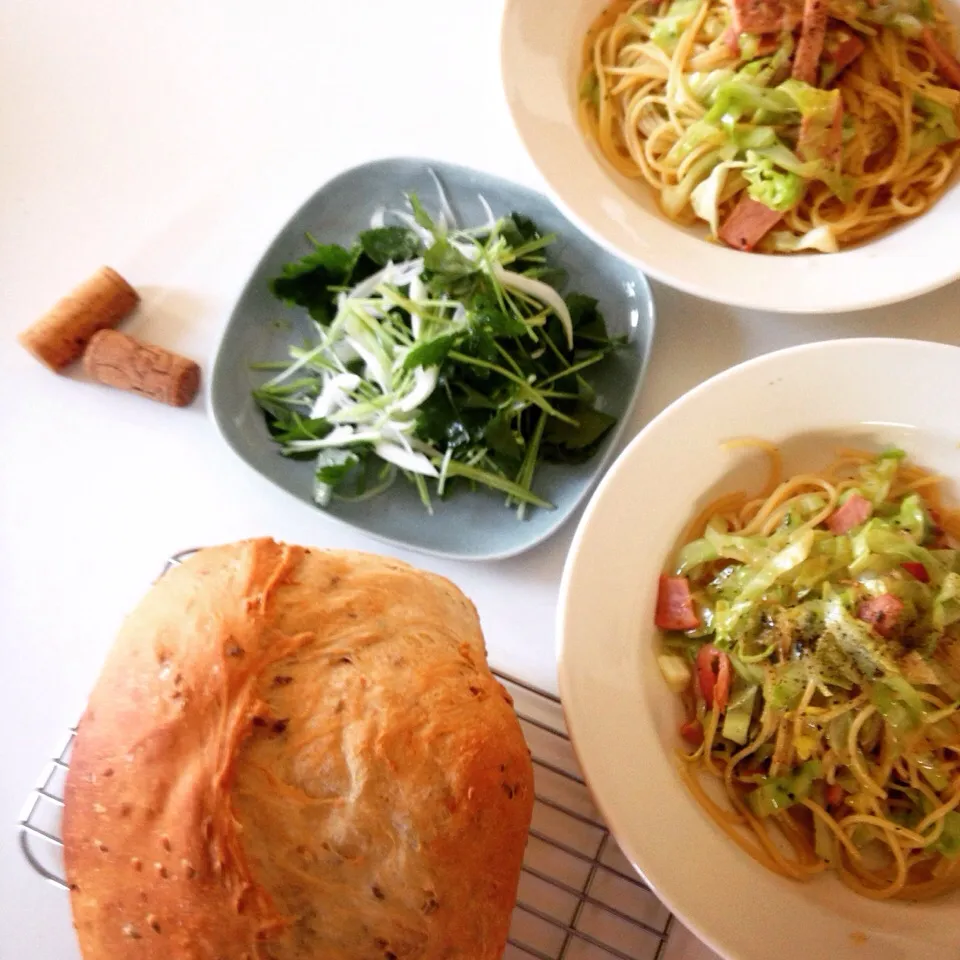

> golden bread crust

[{"left": 63, "top": 540, "right": 533, "bottom": 959}]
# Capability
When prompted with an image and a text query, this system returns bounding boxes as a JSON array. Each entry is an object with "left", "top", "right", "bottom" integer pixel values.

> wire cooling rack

[{"left": 18, "top": 550, "right": 682, "bottom": 960}]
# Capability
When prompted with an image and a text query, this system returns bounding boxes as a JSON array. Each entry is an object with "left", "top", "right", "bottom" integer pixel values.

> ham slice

[
  {"left": 718, "top": 197, "right": 783, "bottom": 251},
  {"left": 857, "top": 594, "right": 904, "bottom": 639},
  {"left": 822, "top": 24, "right": 865, "bottom": 82},
  {"left": 655, "top": 575, "right": 700, "bottom": 631},
  {"left": 792, "top": 0, "right": 829, "bottom": 84},
  {"left": 826, "top": 492, "right": 872, "bottom": 533},
  {"left": 921, "top": 26, "right": 960, "bottom": 89},
  {"left": 729, "top": 0, "right": 803, "bottom": 35}
]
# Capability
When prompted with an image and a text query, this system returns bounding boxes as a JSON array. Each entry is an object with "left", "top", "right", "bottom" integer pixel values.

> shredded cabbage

[
  {"left": 743, "top": 153, "right": 805, "bottom": 211},
  {"left": 690, "top": 160, "right": 747, "bottom": 236},
  {"left": 768, "top": 226, "right": 839, "bottom": 253}
]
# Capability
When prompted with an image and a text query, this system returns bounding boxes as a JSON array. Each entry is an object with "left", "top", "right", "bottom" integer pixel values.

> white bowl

[
  {"left": 501, "top": 0, "right": 960, "bottom": 314},
  {"left": 557, "top": 338, "right": 960, "bottom": 960}
]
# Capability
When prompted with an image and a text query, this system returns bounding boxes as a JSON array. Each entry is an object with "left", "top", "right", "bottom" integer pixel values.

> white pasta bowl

[
  {"left": 501, "top": 0, "right": 960, "bottom": 313},
  {"left": 557, "top": 338, "right": 960, "bottom": 960}
]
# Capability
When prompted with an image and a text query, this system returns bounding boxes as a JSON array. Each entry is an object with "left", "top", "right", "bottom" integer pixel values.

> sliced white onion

[
  {"left": 374, "top": 441, "right": 439, "bottom": 477},
  {"left": 347, "top": 258, "right": 424, "bottom": 301},
  {"left": 309, "top": 372, "right": 362, "bottom": 419},
  {"left": 285, "top": 425, "right": 357, "bottom": 451},
  {"left": 437, "top": 447, "right": 454, "bottom": 497},
  {"left": 491, "top": 264, "right": 574, "bottom": 349},
  {"left": 394, "top": 211, "right": 435, "bottom": 245},
  {"left": 429, "top": 168, "right": 457, "bottom": 231},
  {"left": 347, "top": 338, "right": 391, "bottom": 393},
  {"left": 451, "top": 239, "right": 481, "bottom": 261},
  {"left": 394, "top": 366, "right": 439, "bottom": 414},
  {"left": 478, "top": 193, "right": 496, "bottom": 232},
  {"left": 409, "top": 274, "right": 426, "bottom": 338}
]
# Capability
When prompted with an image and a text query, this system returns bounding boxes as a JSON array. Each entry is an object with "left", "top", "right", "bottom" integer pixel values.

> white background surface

[{"left": 0, "top": 2, "right": 957, "bottom": 958}]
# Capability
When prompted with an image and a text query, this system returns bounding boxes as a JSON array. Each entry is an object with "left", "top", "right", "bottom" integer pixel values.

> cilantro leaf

[
  {"left": 359, "top": 226, "right": 421, "bottom": 266},
  {"left": 315, "top": 448, "right": 359, "bottom": 485},
  {"left": 471, "top": 292, "right": 528, "bottom": 338},
  {"left": 415, "top": 386, "right": 493, "bottom": 455},
  {"left": 501, "top": 213, "right": 541, "bottom": 248},
  {"left": 423, "top": 237, "right": 477, "bottom": 279},
  {"left": 408, "top": 192, "right": 436, "bottom": 233},
  {"left": 484, "top": 411, "right": 524, "bottom": 461},
  {"left": 269, "top": 242, "right": 355, "bottom": 324},
  {"left": 403, "top": 333, "right": 460, "bottom": 372},
  {"left": 542, "top": 404, "right": 617, "bottom": 464},
  {"left": 566, "top": 293, "right": 610, "bottom": 341},
  {"left": 314, "top": 448, "right": 361, "bottom": 506}
]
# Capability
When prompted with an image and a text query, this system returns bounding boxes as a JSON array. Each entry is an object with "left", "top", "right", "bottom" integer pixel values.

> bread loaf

[{"left": 63, "top": 540, "right": 534, "bottom": 959}]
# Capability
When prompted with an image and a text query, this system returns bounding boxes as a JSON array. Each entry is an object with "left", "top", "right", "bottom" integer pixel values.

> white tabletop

[{"left": 1, "top": 2, "right": 958, "bottom": 957}]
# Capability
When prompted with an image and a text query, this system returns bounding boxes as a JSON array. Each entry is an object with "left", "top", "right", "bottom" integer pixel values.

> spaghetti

[
  {"left": 579, "top": 0, "right": 960, "bottom": 252},
  {"left": 655, "top": 446, "right": 960, "bottom": 900}
]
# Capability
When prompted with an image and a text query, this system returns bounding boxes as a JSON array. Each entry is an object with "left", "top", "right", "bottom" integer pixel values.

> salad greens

[{"left": 253, "top": 188, "right": 624, "bottom": 516}]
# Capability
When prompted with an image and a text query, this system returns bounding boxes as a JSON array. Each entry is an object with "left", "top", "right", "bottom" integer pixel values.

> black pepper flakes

[
  {"left": 372, "top": 885, "right": 385, "bottom": 900},
  {"left": 273, "top": 719, "right": 289, "bottom": 734},
  {"left": 273, "top": 675, "right": 294, "bottom": 686},
  {"left": 226, "top": 643, "right": 244, "bottom": 658}
]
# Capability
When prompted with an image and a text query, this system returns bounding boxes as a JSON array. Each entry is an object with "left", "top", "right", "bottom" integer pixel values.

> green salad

[{"left": 252, "top": 188, "right": 624, "bottom": 516}]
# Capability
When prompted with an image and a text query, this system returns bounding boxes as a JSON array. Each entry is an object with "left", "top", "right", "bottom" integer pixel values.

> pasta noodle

[
  {"left": 657, "top": 445, "right": 960, "bottom": 899},
  {"left": 579, "top": 0, "right": 960, "bottom": 252}
]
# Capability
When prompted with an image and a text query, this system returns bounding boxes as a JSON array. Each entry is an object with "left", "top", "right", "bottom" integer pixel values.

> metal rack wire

[{"left": 18, "top": 550, "right": 677, "bottom": 960}]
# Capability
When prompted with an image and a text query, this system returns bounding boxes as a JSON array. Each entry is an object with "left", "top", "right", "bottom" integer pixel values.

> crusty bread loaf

[{"left": 63, "top": 539, "right": 534, "bottom": 959}]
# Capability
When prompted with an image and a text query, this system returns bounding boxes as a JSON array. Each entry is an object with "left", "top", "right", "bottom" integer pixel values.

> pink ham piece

[
  {"left": 826, "top": 492, "right": 872, "bottom": 534},
  {"left": 798, "top": 95, "right": 844, "bottom": 166},
  {"left": 822, "top": 24, "right": 865, "bottom": 81},
  {"left": 921, "top": 27, "right": 960, "bottom": 89},
  {"left": 857, "top": 594, "right": 904, "bottom": 639},
  {"left": 718, "top": 197, "right": 783, "bottom": 251},
  {"left": 655, "top": 575, "right": 700, "bottom": 631},
  {"left": 792, "top": 0, "right": 829, "bottom": 84},
  {"left": 729, "top": 0, "right": 804, "bottom": 35}
]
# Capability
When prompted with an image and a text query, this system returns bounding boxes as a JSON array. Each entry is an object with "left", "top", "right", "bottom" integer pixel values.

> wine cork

[
  {"left": 18, "top": 266, "right": 140, "bottom": 371},
  {"left": 83, "top": 329, "right": 200, "bottom": 407}
]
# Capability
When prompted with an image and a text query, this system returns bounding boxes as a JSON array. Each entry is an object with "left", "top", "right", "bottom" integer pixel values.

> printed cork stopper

[
  {"left": 83, "top": 329, "right": 200, "bottom": 408},
  {"left": 18, "top": 266, "right": 140, "bottom": 371}
]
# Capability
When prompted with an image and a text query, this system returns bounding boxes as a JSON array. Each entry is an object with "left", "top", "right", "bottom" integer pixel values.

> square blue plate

[{"left": 210, "top": 158, "right": 656, "bottom": 560}]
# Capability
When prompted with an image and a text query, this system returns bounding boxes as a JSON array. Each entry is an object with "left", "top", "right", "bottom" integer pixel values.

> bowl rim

[
  {"left": 209, "top": 155, "right": 658, "bottom": 562},
  {"left": 556, "top": 337, "right": 960, "bottom": 959},
  {"left": 500, "top": 0, "right": 960, "bottom": 315}
]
